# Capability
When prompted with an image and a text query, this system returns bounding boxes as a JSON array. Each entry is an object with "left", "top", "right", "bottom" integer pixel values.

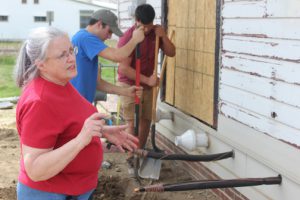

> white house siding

[
  {"left": 0, "top": 0, "right": 110, "bottom": 40},
  {"left": 118, "top": 0, "right": 300, "bottom": 199},
  {"left": 117, "top": 0, "right": 161, "bottom": 32},
  {"left": 215, "top": 0, "right": 300, "bottom": 198},
  {"left": 220, "top": 0, "right": 300, "bottom": 148},
  {"left": 217, "top": 0, "right": 300, "bottom": 199}
]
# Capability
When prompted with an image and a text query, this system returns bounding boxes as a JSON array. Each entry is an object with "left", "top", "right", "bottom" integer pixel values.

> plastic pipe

[
  {"left": 156, "top": 108, "right": 174, "bottom": 122},
  {"left": 175, "top": 129, "right": 209, "bottom": 151}
]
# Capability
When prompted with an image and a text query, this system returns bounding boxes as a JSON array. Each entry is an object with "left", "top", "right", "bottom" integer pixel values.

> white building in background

[{"left": 0, "top": 0, "right": 117, "bottom": 40}]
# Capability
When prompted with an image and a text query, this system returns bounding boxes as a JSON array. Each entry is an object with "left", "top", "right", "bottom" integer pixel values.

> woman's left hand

[{"left": 102, "top": 125, "right": 139, "bottom": 153}]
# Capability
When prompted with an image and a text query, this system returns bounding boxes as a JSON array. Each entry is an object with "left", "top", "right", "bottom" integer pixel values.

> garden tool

[
  {"left": 138, "top": 31, "right": 174, "bottom": 180},
  {"left": 133, "top": 43, "right": 141, "bottom": 182},
  {"left": 138, "top": 35, "right": 162, "bottom": 180}
]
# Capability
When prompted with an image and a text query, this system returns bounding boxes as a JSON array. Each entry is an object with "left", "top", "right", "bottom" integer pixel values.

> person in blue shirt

[{"left": 71, "top": 9, "right": 144, "bottom": 103}]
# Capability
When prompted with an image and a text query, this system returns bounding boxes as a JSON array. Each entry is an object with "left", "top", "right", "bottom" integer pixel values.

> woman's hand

[
  {"left": 76, "top": 112, "right": 107, "bottom": 148},
  {"left": 102, "top": 125, "right": 139, "bottom": 153}
]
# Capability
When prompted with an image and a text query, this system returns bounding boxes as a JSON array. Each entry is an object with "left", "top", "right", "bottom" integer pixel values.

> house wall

[
  {"left": 117, "top": 0, "right": 161, "bottom": 32},
  {"left": 0, "top": 0, "right": 109, "bottom": 40},
  {"left": 221, "top": 0, "right": 300, "bottom": 148},
  {"left": 118, "top": 0, "right": 300, "bottom": 199}
]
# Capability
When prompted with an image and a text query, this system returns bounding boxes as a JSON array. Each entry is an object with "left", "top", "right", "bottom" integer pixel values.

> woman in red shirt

[{"left": 15, "top": 26, "right": 138, "bottom": 200}]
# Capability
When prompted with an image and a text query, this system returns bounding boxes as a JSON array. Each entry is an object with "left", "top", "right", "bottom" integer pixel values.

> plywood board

[
  {"left": 165, "top": 55, "right": 176, "bottom": 105},
  {"left": 165, "top": 26, "right": 176, "bottom": 105},
  {"left": 166, "top": 0, "right": 217, "bottom": 126}
]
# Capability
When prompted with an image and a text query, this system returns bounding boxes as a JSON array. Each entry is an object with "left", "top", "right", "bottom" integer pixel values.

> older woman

[{"left": 14, "top": 27, "right": 138, "bottom": 200}]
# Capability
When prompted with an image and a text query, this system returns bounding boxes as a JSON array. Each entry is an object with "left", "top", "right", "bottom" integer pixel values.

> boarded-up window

[{"left": 165, "top": 0, "right": 219, "bottom": 127}]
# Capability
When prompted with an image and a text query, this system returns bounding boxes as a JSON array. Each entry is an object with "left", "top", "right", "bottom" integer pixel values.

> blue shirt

[{"left": 71, "top": 29, "right": 107, "bottom": 103}]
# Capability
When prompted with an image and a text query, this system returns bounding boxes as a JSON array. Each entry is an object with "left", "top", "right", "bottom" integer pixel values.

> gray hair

[{"left": 14, "top": 26, "right": 67, "bottom": 87}]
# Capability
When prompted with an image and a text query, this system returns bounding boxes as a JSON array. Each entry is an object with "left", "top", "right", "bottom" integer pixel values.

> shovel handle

[
  {"left": 152, "top": 36, "right": 160, "bottom": 122},
  {"left": 135, "top": 44, "right": 141, "bottom": 104},
  {"left": 134, "top": 43, "right": 141, "bottom": 137}
]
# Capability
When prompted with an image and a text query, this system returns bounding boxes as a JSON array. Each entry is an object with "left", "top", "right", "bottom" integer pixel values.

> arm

[
  {"left": 22, "top": 138, "right": 85, "bottom": 182},
  {"left": 118, "top": 56, "right": 158, "bottom": 87},
  {"left": 22, "top": 113, "right": 139, "bottom": 181},
  {"left": 155, "top": 25, "right": 176, "bottom": 57},
  {"left": 96, "top": 67, "right": 142, "bottom": 97},
  {"left": 99, "top": 26, "right": 145, "bottom": 62},
  {"left": 22, "top": 113, "right": 105, "bottom": 182}
]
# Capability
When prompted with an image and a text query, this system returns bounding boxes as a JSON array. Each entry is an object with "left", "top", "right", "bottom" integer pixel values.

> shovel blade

[{"left": 138, "top": 158, "right": 162, "bottom": 180}]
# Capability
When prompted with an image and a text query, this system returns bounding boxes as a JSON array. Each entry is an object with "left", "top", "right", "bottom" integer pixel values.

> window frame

[
  {"left": 79, "top": 10, "right": 94, "bottom": 29},
  {"left": 0, "top": 15, "right": 8, "bottom": 22},
  {"left": 34, "top": 16, "right": 47, "bottom": 22}
]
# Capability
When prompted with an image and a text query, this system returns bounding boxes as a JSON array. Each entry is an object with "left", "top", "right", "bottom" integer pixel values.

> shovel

[
  {"left": 138, "top": 35, "right": 162, "bottom": 179},
  {"left": 138, "top": 31, "right": 175, "bottom": 179}
]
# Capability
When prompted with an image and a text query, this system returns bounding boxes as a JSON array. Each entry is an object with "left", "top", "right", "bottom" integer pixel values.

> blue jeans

[{"left": 17, "top": 182, "right": 94, "bottom": 200}]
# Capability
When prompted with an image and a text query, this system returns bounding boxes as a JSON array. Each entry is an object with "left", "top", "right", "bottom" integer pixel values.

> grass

[
  {"left": 0, "top": 55, "right": 21, "bottom": 98},
  {"left": 101, "top": 66, "right": 117, "bottom": 84},
  {"left": 99, "top": 39, "right": 118, "bottom": 84},
  {"left": 0, "top": 41, "right": 22, "bottom": 48},
  {"left": 99, "top": 39, "right": 117, "bottom": 65}
]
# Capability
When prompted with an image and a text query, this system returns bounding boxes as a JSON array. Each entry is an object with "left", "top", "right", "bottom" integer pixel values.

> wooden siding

[{"left": 220, "top": 0, "right": 300, "bottom": 147}]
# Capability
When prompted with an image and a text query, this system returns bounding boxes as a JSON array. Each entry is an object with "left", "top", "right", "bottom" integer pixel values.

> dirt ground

[{"left": 0, "top": 103, "right": 220, "bottom": 200}]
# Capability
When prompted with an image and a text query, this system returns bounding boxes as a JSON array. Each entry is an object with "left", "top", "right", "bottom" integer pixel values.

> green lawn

[
  {"left": 101, "top": 66, "right": 117, "bottom": 84},
  {"left": 0, "top": 55, "right": 21, "bottom": 98},
  {"left": 99, "top": 39, "right": 118, "bottom": 84},
  {"left": 0, "top": 41, "right": 21, "bottom": 48}
]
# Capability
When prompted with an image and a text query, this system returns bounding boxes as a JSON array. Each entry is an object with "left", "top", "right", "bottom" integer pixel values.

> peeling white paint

[{"left": 221, "top": 0, "right": 300, "bottom": 147}]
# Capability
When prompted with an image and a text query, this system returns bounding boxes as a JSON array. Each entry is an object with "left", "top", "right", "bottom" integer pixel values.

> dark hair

[
  {"left": 135, "top": 4, "right": 155, "bottom": 25},
  {"left": 89, "top": 18, "right": 99, "bottom": 25},
  {"left": 89, "top": 18, "right": 107, "bottom": 28}
]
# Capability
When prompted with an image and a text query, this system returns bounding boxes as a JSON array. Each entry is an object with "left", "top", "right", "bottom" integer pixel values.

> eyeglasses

[{"left": 47, "top": 46, "right": 78, "bottom": 61}]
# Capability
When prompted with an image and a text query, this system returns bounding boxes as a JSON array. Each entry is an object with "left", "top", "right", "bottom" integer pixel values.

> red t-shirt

[
  {"left": 117, "top": 25, "right": 161, "bottom": 89},
  {"left": 16, "top": 77, "right": 102, "bottom": 195}
]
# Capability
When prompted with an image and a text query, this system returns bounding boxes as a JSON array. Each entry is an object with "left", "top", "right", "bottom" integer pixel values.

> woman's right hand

[{"left": 76, "top": 112, "right": 107, "bottom": 148}]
